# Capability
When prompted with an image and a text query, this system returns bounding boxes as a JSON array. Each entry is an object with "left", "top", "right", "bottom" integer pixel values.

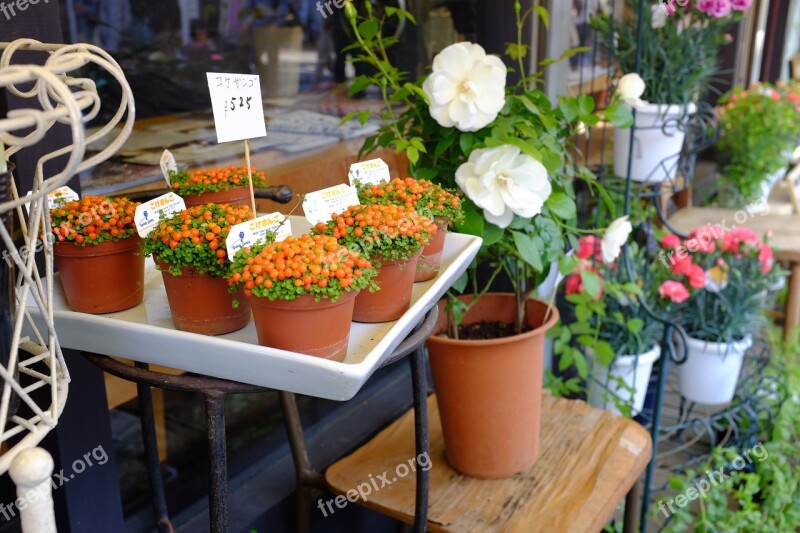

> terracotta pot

[
  {"left": 54, "top": 236, "right": 144, "bottom": 314},
  {"left": 353, "top": 255, "right": 418, "bottom": 323},
  {"left": 249, "top": 291, "right": 358, "bottom": 361},
  {"left": 414, "top": 220, "right": 448, "bottom": 282},
  {"left": 181, "top": 186, "right": 251, "bottom": 208},
  {"left": 156, "top": 260, "right": 251, "bottom": 335},
  {"left": 426, "top": 294, "right": 559, "bottom": 479}
]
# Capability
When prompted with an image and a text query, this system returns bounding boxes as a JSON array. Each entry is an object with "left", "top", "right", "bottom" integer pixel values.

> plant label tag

[
  {"left": 226, "top": 212, "right": 292, "bottom": 261},
  {"left": 135, "top": 192, "right": 186, "bottom": 238},
  {"left": 45, "top": 186, "right": 80, "bottom": 210},
  {"left": 348, "top": 158, "right": 390, "bottom": 187},
  {"left": 160, "top": 149, "right": 177, "bottom": 185},
  {"left": 303, "top": 184, "right": 360, "bottom": 225},
  {"left": 206, "top": 73, "right": 267, "bottom": 143}
]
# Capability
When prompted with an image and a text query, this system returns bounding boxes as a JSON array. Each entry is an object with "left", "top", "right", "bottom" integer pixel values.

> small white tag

[
  {"left": 160, "top": 150, "right": 177, "bottom": 185},
  {"left": 134, "top": 192, "right": 186, "bottom": 238},
  {"left": 206, "top": 72, "right": 267, "bottom": 143},
  {"left": 348, "top": 158, "right": 390, "bottom": 187},
  {"left": 226, "top": 212, "right": 292, "bottom": 261},
  {"left": 303, "top": 184, "right": 360, "bottom": 225},
  {"left": 47, "top": 186, "right": 80, "bottom": 209}
]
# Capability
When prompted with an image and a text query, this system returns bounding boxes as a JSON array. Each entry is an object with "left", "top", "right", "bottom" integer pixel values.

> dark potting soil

[{"left": 455, "top": 321, "right": 532, "bottom": 340}]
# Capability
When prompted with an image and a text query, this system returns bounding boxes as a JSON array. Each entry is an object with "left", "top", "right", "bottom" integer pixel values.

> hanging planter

[
  {"left": 426, "top": 295, "right": 559, "bottom": 479},
  {"left": 141, "top": 203, "right": 253, "bottom": 335},
  {"left": 356, "top": 177, "right": 463, "bottom": 282},
  {"left": 228, "top": 234, "right": 377, "bottom": 360},
  {"left": 313, "top": 203, "right": 435, "bottom": 323},
  {"left": 678, "top": 335, "right": 752, "bottom": 405},
  {"left": 588, "top": 345, "right": 661, "bottom": 416},
  {"left": 50, "top": 196, "right": 144, "bottom": 314},
  {"left": 613, "top": 102, "right": 696, "bottom": 183},
  {"left": 169, "top": 165, "right": 267, "bottom": 208}
]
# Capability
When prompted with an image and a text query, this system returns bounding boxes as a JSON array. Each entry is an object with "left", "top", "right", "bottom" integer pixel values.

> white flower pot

[
  {"left": 678, "top": 335, "right": 752, "bottom": 405},
  {"left": 588, "top": 345, "right": 660, "bottom": 416},
  {"left": 614, "top": 102, "right": 696, "bottom": 183},
  {"left": 758, "top": 157, "right": 790, "bottom": 204}
]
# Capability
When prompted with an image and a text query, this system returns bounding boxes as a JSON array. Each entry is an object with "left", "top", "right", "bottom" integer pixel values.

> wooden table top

[
  {"left": 668, "top": 207, "right": 800, "bottom": 262},
  {"left": 326, "top": 393, "right": 652, "bottom": 533}
]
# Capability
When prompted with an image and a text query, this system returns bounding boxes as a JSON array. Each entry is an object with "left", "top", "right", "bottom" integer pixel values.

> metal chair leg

[
  {"left": 134, "top": 362, "right": 173, "bottom": 533},
  {"left": 204, "top": 393, "right": 228, "bottom": 533},
  {"left": 409, "top": 348, "right": 429, "bottom": 533}
]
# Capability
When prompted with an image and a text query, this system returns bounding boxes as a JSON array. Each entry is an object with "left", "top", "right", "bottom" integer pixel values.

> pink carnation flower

[
  {"left": 659, "top": 280, "right": 690, "bottom": 304},
  {"left": 662, "top": 234, "right": 681, "bottom": 250},
  {"left": 731, "top": 0, "right": 751, "bottom": 10},
  {"left": 758, "top": 243, "right": 774, "bottom": 274}
]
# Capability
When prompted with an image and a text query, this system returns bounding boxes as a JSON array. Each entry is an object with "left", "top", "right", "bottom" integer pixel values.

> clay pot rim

[
  {"left": 53, "top": 234, "right": 142, "bottom": 257},
  {"left": 372, "top": 249, "right": 422, "bottom": 267},
  {"left": 429, "top": 293, "right": 560, "bottom": 347},
  {"left": 248, "top": 289, "right": 359, "bottom": 310},
  {"left": 153, "top": 257, "right": 222, "bottom": 278}
]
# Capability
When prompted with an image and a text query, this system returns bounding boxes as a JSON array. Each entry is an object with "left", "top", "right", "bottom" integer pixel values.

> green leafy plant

[
  {"left": 715, "top": 84, "right": 800, "bottom": 203},
  {"left": 343, "top": 1, "right": 634, "bottom": 336},
  {"left": 312, "top": 203, "right": 434, "bottom": 264},
  {"left": 228, "top": 233, "right": 377, "bottom": 302},
  {"left": 50, "top": 196, "right": 140, "bottom": 245},
  {"left": 356, "top": 176, "right": 463, "bottom": 226},
  {"left": 169, "top": 165, "right": 267, "bottom": 196},
  {"left": 592, "top": 0, "right": 750, "bottom": 105},
  {"left": 140, "top": 203, "right": 253, "bottom": 277}
]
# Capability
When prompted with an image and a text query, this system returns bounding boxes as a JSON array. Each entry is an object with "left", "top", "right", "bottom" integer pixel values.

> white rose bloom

[
  {"left": 601, "top": 216, "right": 633, "bottom": 263},
  {"left": 455, "top": 145, "right": 551, "bottom": 228},
  {"left": 615, "top": 73, "right": 647, "bottom": 107},
  {"left": 422, "top": 42, "right": 507, "bottom": 132},
  {"left": 651, "top": 4, "right": 667, "bottom": 29}
]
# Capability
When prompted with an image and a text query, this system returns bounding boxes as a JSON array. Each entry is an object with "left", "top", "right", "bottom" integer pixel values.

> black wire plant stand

[{"left": 569, "top": 1, "right": 788, "bottom": 531}]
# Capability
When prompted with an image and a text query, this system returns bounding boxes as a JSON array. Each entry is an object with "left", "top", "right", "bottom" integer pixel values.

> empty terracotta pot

[
  {"left": 249, "top": 291, "right": 358, "bottom": 361},
  {"left": 414, "top": 221, "right": 448, "bottom": 282},
  {"left": 54, "top": 236, "right": 144, "bottom": 314},
  {"left": 156, "top": 260, "right": 251, "bottom": 335},
  {"left": 353, "top": 255, "right": 418, "bottom": 323},
  {"left": 426, "top": 294, "right": 559, "bottom": 479},
  {"left": 181, "top": 186, "right": 251, "bottom": 208}
]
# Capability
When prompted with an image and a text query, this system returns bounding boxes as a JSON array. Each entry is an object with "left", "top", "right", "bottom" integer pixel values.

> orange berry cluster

[
  {"left": 169, "top": 166, "right": 267, "bottom": 196},
  {"left": 141, "top": 203, "right": 252, "bottom": 277},
  {"left": 51, "top": 196, "right": 140, "bottom": 245},
  {"left": 313, "top": 204, "right": 435, "bottom": 263},
  {"left": 358, "top": 177, "right": 462, "bottom": 223},
  {"left": 228, "top": 233, "right": 376, "bottom": 301}
]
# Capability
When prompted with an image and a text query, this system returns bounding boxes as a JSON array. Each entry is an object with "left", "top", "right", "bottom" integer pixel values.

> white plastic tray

[{"left": 26, "top": 216, "right": 481, "bottom": 400}]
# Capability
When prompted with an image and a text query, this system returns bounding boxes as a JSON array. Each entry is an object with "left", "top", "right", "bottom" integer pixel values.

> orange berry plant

[
  {"left": 140, "top": 203, "right": 252, "bottom": 277},
  {"left": 357, "top": 177, "right": 463, "bottom": 225},
  {"left": 50, "top": 196, "right": 140, "bottom": 245},
  {"left": 169, "top": 166, "right": 267, "bottom": 196},
  {"left": 227, "top": 234, "right": 377, "bottom": 301},
  {"left": 312, "top": 204, "right": 436, "bottom": 263}
]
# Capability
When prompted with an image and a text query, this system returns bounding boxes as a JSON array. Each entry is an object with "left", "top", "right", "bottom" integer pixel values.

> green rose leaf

[{"left": 512, "top": 230, "right": 543, "bottom": 272}]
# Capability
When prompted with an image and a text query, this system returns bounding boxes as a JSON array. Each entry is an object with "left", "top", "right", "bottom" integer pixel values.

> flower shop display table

[
  {"left": 668, "top": 207, "right": 800, "bottom": 342},
  {"left": 326, "top": 393, "right": 653, "bottom": 532}
]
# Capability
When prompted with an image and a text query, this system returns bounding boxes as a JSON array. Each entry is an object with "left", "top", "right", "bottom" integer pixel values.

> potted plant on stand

[
  {"left": 356, "top": 177, "right": 463, "bottom": 281},
  {"left": 657, "top": 226, "right": 782, "bottom": 405},
  {"left": 140, "top": 203, "right": 253, "bottom": 334},
  {"left": 715, "top": 84, "right": 800, "bottom": 205},
  {"left": 312, "top": 203, "right": 435, "bottom": 322},
  {"left": 50, "top": 196, "right": 144, "bottom": 314},
  {"left": 228, "top": 233, "right": 377, "bottom": 361},
  {"left": 169, "top": 165, "right": 268, "bottom": 208},
  {"left": 344, "top": 2, "right": 635, "bottom": 478},
  {"left": 592, "top": 0, "right": 752, "bottom": 183}
]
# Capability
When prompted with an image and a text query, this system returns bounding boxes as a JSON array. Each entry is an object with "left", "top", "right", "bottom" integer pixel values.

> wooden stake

[{"left": 244, "top": 139, "right": 257, "bottom": 218}]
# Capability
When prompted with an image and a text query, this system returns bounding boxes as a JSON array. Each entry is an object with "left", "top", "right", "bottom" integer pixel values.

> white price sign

[
  {"left": 160, "top": 149, "right": 177, "bottom": 185},
  {"left": 134, "top": 192, "right": 186, "bottom": 238},
  {"left": 206, "top": 72, "right": 267, "bottom": 143},
  {"left": 348, "top": 158, "right": 390, "bottom": 187},
  {"left": 302, "top": 184, "right": 360, "bottom": 225},
  {"left": 226, "top": 212, "right": 292, "bottom": 261}
]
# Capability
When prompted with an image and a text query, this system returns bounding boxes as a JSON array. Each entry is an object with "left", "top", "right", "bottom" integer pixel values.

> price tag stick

[{"left": 244, "top": 139, "right": 257, "bottom": 219}]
